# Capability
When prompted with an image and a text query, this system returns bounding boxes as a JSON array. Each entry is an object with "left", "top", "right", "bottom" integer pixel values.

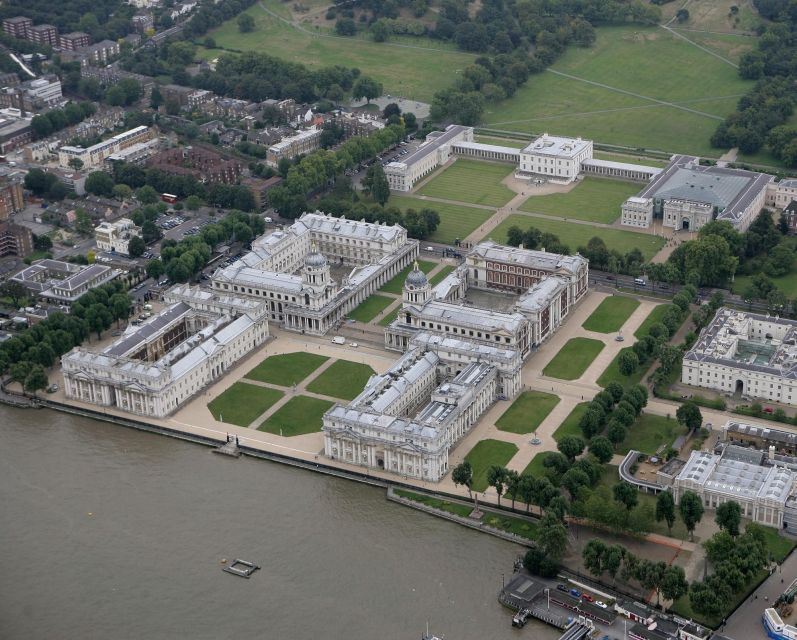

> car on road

[
  {"left": 425, "top": 246, "right": 435, "bottom": 252},
  {"left": 595, "top": 601, "right": 607, "bottom": 609},
  {"left": 581, "top": 593, "right": 594, "bottom": 603},
  {"left": 569, "top": 588, "right": 580, "bottom": 598},
  {"left": 349, "top": 342, "right": 359, "bottom": 348},
  {"left": 556, "top": 584, "right": 568, "bottom": 592}
]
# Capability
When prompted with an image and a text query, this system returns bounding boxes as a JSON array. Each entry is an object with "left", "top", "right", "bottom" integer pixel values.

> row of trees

[{"left": 30, "top": 101, "right": 96, "bottom": 140}]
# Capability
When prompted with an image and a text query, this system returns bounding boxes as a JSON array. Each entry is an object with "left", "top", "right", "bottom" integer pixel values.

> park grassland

[
  {"left": 734, "top": 271, "right": 797, "bottom": 298},
  {"left": 582, "top": 296, "right": 640, "bottom": 333},
  {"left": 491, "top": 214, "right": 665, "bottom": 261},
  {"left": 552, "top": 403, "right": 590, "bottom": 442},
  {"left": 245, "top": 352, "right": 328, "bottom": 386},
  {"left": 417, "top": 160, "right": 516, "bottom": 207},
  {"left": 388, "top": 195, "right": 492, "bottom": 245},
  {"left": 597, "top": 346, "right": 650, "bottom": 389},
  {"left": 519, "top": 178, "right": 639, "bottom": 224},
  {"left": 203, "top": 3, "right": 474, "bottom": 102},
  {"left": 258, "top": 395, "right": 334, "bottom": 436},
  {"left": 380, "top": 259, "right": 436, "bottom": 294},
  {"left": 349, "top": 294, "right": 395, "bottom": 323},
  {"left": 306, "top": 360, "right": 374, "bottom": 400},
  {"left": 483, "top": 26, "right": 753, "bottom": 157},
  {"left": 208, "top": 382, "right": 284, "bottom": 427},
  {"left": 496, "top": 390, "right": 560, "bottom": 434},
  {"left": 465, "top": 439, "right": 519, "bottom": 491},
  {"left": 542, "top": 337, "right": 605, "bottom": 380},
  {"left": 633, "top": 303, "right": 670, "bottom": 339},
  {"left": 618, "top": 413, "right": 687, "bottom": 456},
  {"left": 522, "top": 451, "right": 556, "bottom": 478}
]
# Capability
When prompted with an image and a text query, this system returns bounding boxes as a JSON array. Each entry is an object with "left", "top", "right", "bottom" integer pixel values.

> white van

[
  {"left": 634, "top": 278, "right": 647, "bottom": 286},
  {"left": 331, "top": 336, "right": 345, "bottom": 345}
]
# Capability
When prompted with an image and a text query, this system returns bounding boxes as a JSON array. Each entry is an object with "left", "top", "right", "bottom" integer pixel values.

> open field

[
  {"left": 618, "top": 413, "right": 687, "bottom": 456},
  {"left": 519, "top": 178, "right": 638, "bottom": 224},
  {"left": 662, "top": 0, "right": 763, "bottom": 34},
  {"left": 349, "top": 294, "right": 395, "bottom": 323},
  {"left": 380, "top": 260, "right": 435, "bottom": 294},
  {"left": 465, "top": 439, "right": 519, "bottom": 491},
  {"left": 208, "top": 382, "right": 284, "bottom": 427},
  {"left": 389, "top": 195, "right": 493, "bottom": 245},
  {"left": 553, "top": 403, "right": 590, "bottom": 442},
  {"left": 306, "top": 360, "right": 375, "bottom": 400},
  {"left": 543, "top": 338, "right": 605, "bottom": 380},
  {"left": 634, "top": 303, "right": 670, "bottom": 339},
  {"left": 245, "top": 352, "right": 328, "bottom": 386},
  {"left": 491, "top": 215, "right": 665, "bottom": 260},
  {"left": 203, "top": 4, "right": 474, "bottom": 101},
  {"left": 483, "top": 26, "right": 753, "bottom": 157},
  {"left": 258, "top": 395, "right": 334, "bottom": 436},
  {"left": 495, "top": 391, "right": 560, "bottom": 435},
  {"left": 582, "top": 296, "right": 640, "bottom": 333},
  {"left": 597, "top": 346, "right": 650, "bottom": 389},
  {"left": 417, "top": 160, "right": 515, "bottom": 207}
]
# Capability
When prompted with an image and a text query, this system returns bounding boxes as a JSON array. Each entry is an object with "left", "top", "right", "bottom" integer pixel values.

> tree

[
  {"left": 1, "top": 280, "right": 28, "bottom": 307},
  {"left": 486, "top": 465, "right": 507, "bottom": 506},
  {"left": 676, "top": 8, "right": 690, "bottom": 22},
  {"left": 112, "top": 184, "right": 132, "bottom": 201},
  {"left": 85, "top": 171, "right": 115, "bottom": 197},
  {"left": 74, "top": 210, "right": 94, "bottom": 236},
  {"left": 110, "top": 293, "right": 131, "bottom": 327},
  {"left": 679, "top": 490, "right": 704, "bottom": 541},
  {"left": 127, "top": 235, "right": 146, "bottom": 258},
  {"left": 383, "top": 103, "right": 401, "bottom": 119},
  {"left": 352, "top": 76, "right": 383, "bottom": 103},
  {"left": 136, "top": 185, "right": 159, "bottom": 204},
  {"left": 185, "top": 195, "right": 202, "bottom": 211},
  {"left": 451, "top": 461, "right": 473, "bottom": 498},
  {"left": 24, "top": 364, "right": 48, "bottom": 396},
  {"left": 604, "top": 545, "right": 625, "bottom": 585},
  {"left": 582, "top": 539, "right": 606, "bottom": 578},
  {"left": 335, "top": 17, "right": 357, "bottom": 36},
  {"left": 146, "top": 259, "right": 164, "bottom": 280},
  {"left": 690, "top": 581, "right": 727, "bottom": 618},
  {"left": 517, "top": 474, "right": 536, "bottom": 513},
  {"left": 618, "top": 350, "right": 639, "bottom": 377},
  {"left": 607, "top": 422, "right": 627, "bottom": 448},
  {"left": 363, "top": 163, "right": 390, "bottom": 205},
  {"left": 715, "top": 500, "right": 742, "bottom": 537},
  {"left": 238, "top": 13, "right": 255, "bottom": 32},
  {"left": 676, "top": 402, "right": 702, "bottom": 431},
  {"left": 557, "top": 435, "right": 585, "bottom": 462},
  {"left": 537, "top": 512, "right": 568, "bottom": 561},
  {"left": 587, "top": 436, "right": 613, "bottom": 464},
  {"left": 68, "top": 157, "right": 84, "bottom": 171},
  {"left": 150, "top": 86, "right": 163, "bottom": 110},
  {"left": 613, "top": 481, "right": 638, "bottom": 511},
  {"left": 606, "top": 381, "right": 624, "bottom": 403},
  {"left": 655, "top": 491, "right": 676, "bottom": 535},
  {"left": 562, "top": 467, "right": 591, "bottom": 497}
]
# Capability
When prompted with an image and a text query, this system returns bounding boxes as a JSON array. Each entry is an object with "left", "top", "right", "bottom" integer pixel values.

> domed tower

[
  {"left": 302, "top": 243, "right": 331, "bottom": 290},
  {"left": 403, "top": 261, "right": 430, "bottom": 306}
]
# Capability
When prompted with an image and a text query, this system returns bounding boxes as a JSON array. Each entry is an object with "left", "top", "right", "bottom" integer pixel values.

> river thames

[{"left": 0, "top": 406, "right": 559, "bottom": 639}]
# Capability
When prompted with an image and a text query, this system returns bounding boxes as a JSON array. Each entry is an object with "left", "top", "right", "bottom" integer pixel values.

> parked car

[
  {"left": 556, "top": 584, "right": 568, "bottom": 592},
  {"left": 595, "top": 601, "right": 608, "bottom": 609},
  {"left": 581, "top": 593, "right": 594, "bottom": 603},
  {"left": 569, "top": 588, "right": 580, "bottom": 598},
  {"left": 764, "top": 406, "right": 774, "bottom": 414}
]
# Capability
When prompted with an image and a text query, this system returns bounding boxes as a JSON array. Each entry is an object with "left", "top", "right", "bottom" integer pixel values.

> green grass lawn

[
  {"left": 758, "top": 525, "right": 797, "bottom": 563},
  {"left": 258, "top": 395, "right": 334, "bottom": 436},
  {"left": 582, "top": 296, "right": 640, "bottom": 333},
  {"left": 519, "top": 178, "right": 639, "bottom": 224},
  {"left": 496, "top": 391, "right": 560, "bottom": 434},
  {"left": 380, "top": 260, "right": 436, "bottom": 294},
  {"left": 418, "top": 159, "right": 515, "bottom": 207},
  {"left": 465, "top": 439, "right": 519, "bottom": 491},
  {"left": 542, "top": 337, "right": 605, "bottom": 380},
  {"left": 245, "top": 352, "right": 329, "bottom": 386},
  {"left": 203, "top": 4, "right": 474, "bottom": 101},
  {"left": 349, "top": 294, "right": 396, "bottom": 323},
  {"left": 634, "top": 303, "right": 671, "bottom": 339},
  {"left": 474, "top": 135, "right": 527, "bottom": 149},
  {"left": 378, "top": 307, "right": 400, "bottom": 327},
  {"left": 389, "top": 195, "right": 493, "bottom": 245},
  {"left": 394, "top": 489, "right": 474, "bottom": 517},
  {"left": 733, "top": 271, "right": 797, "bottom": 298},
  {"left": 491, "top": 214, "right": 665, "bottom": 260},
  {"left": 429, "top": 265, "right": 455, "bottom": 286},
  {"left": 208, "top": 382, "right": 284, "bottom": 427},
  {"left": 597, "top": 346, "right": 650, "bottom": 388},
  {"left": 306, "top": 360, "right": 374, "bottom": 400},
  {"left": 483, "top": 25, "right": 753, "bottom": 156},
  {"left": 592, "top": 151, "right": 671, "bottom": 168},
  {"left": 522, "top": 451, "right": 557, "bottom": 478},
  {"left": 553, "top": 403, "right": 590, "bottom": 442},
  {"left": 618, "top": 413, "right": 687, "bottom": 456}
]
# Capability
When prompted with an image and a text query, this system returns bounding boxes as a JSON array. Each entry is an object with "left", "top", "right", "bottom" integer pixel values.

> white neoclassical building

[
  {"left": 212, "top": 211, "right": 417, "bottom": 335},
  {"left": 94, "top": 218, "right": 141, "bottom": 256},
  {"left": 61, "top": 286, "right": 270, "bottom": 418},
  {"left": 517, "top": 133, "right": 593, "bottom": 184},
  {"left": 682, "top": 308, "right": 797, "bottom": 406}
]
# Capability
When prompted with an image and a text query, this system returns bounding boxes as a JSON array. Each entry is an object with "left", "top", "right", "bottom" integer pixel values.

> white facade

[
  {"left": 25, "top": 77, "right": 62, "bottom": 106},
  {"left": 62, "top": 288, "right": 270, "bottom": 418},
  {"left": 212, "top": 211, "right": 417, "bottom": 335},
  {"left": 682, "top": 308, "right": 797, "bottom": 406},
  {"left": 58, "top": 125, "right": 153, "bottom": 170},
  {"left": 94, "top": 218, "right": 142, "bottom": 256},
  {"left": 517, "top": 133, "right": 593, "bottom": 184},
  {"left": 11, "top": 258, "right": 120, "bottom": 305},
  {"left": 385, "top": 125, "right": 472, "bottom": 191},
  {"left": 620, "top": 196, "right": 653, "bottom": 228}
]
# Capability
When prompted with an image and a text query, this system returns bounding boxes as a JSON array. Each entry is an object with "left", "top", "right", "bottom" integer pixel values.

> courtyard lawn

[
  {"left": 465, "top": 439, "right": 519, "bottom": 491},
  {"left": 552, "top": 403, "right": 590, "bottom": 442},
  {"left": 496, "top": 390, "right": 560, "bottom": 435},
  {"left": 482, "top": 25, "right": 753, "bottom": 156},
  {"left": 522, "top": 451, "right": 557, "bottom": 478},
  {"left": 491, "top": 214, "right": 664, "bottom": 261},
  {"left": 474, "top": 135, "right": 527, "bottom": 149},
  {"left": 245, "top": 352, "right": 329, "bottom": 386},
  {"left": 542, "top": 337, "right": 605, "bottom": 381},
  {"left": 417, "top": 159, "right": 515, "bottom": 207},
  {"left": 380, "top": 260, "right": 435, "bottom": 294},
  {"left": 258, "top": 395, "right": 334, "bottom": 437},
  {"left": 582, "top": 296, "right": 640, "bottom": 333},
  {"left": 429, "top": 265, "right": 455, "bottom": 286},
  {"left": 618, "top": 413, "right": 687, "bottom": 456},
  {"left": 378, "top": 307, "right": 400, "bottom": 327},
  {"left": 634, "top": 303, "right": 671, "bottom": 339},
  {"left": 519, "top": 178, "right": 639, "bottom": 224},
  {"left": 208, "top": 382, "right": 284, "bottom": 427},
  {"left": 306, "top": 360, "right": 375, "bottom": 401},
  {"left": 349, "top": 294, "right": 395, "bottom": 323},
  {"left": 389, "top": 195, "right": 493, "bottom": 245},
  {"left": 597, "top": 346, "right": 650, "bottom": 388},
  {"left": 203, "top": 3, "right": 474, "bottom": 101},
  {"left": 593, "top": 151, "right": 671, "bottom": 168}
]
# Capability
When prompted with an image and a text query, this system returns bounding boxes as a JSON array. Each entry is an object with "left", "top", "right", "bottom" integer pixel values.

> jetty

[{"left": 213, "top": 435, "right": 241, "bottom": 458}]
